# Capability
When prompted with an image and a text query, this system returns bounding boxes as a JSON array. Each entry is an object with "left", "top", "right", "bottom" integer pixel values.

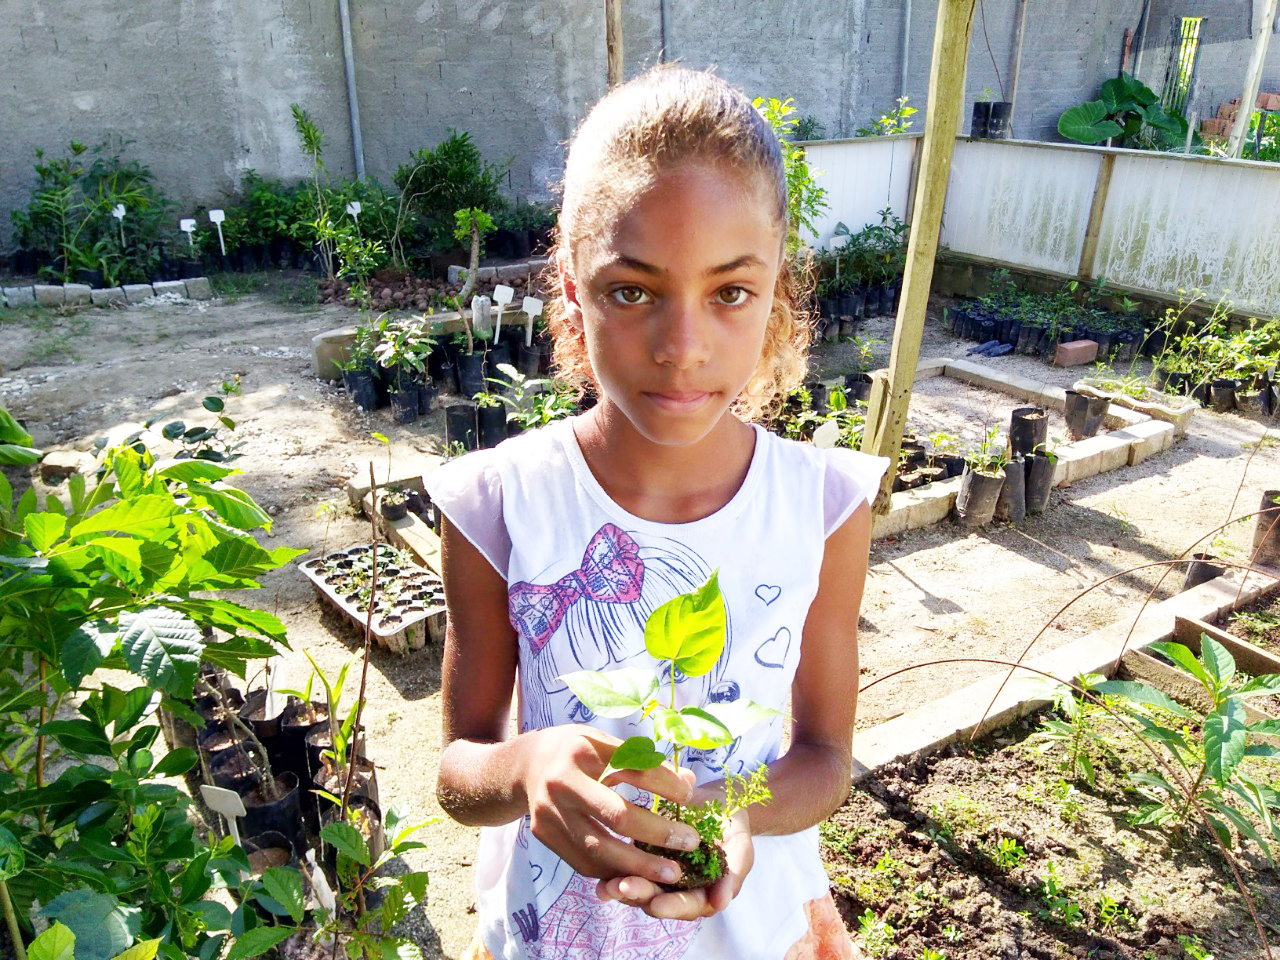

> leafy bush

[
  {"left": 1057, "top": 74, "right": 1186, "bottom": 149},
  {"left": 393, "top": 131, "right": 507, "bottom": 253}
]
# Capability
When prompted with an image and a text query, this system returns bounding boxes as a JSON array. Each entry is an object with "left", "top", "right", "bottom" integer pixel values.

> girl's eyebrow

[{"left": 605, "top": 253, "right": 768, "bottom": 276}]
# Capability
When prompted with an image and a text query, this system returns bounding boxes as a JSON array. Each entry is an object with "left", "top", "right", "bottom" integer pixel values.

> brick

[
  {"left": 91, "top": 287, "right": 126, "bottom": 306},
  {"left": 914, "top": 356, "right": 953, "bottom": 381},
  {"left": 122, "top": 283, "right": 155, "bottom": 303},
  {"left": 1060, "top": 433, "right": 1129, "bottom": 483},
  {"left": 1263, "top": 92, "right": 1280, "bottom": 112},
  {"left": 62, "top": 283, "right": 92, "bottom": 306},
  {"left": 3, "top": 287, "right": 35, "bottom": 308},
  {"left": 183, "top": 277, "right": 213, "bottom": 300},
  {"left": 1053, "top": 339, "right": 1099, "bottom": 367},
  {"left": 1200, "top": 117, "right": 1226, "bottom": 136},
  {"left": 312, "top": 325, "right": 359, "bottom": 380},
  {"left": 1113, "top": 418, "right": 1176, "bottom": 465},
  {"left": 33, "top": 284, "right": 65, "bottom": 307},
  {"left": 1217, "top": 102, "right": 1235, "bottom": 119},
  {"left": 152, "top": 280, "right": 187, "bottom": 298}
]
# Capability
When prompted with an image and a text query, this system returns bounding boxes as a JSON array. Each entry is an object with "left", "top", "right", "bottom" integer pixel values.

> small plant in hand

[{"left": 559, "top": 572, "right": 779, "bottom": 888}]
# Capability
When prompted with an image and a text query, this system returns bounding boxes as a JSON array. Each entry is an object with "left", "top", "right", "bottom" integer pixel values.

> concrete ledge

[
  {"left": 851, "top": 569, "right": 1278, "bottom": 778},
  {"left": 944, "top": 359, "right": 1065, "bottom": 409},
  {"left": 3, "top": 287, "right": 36, "bottom": 308},
  {"left": 183, "top": 277, "right": 214, "bottom": 300},
  {"left": 312, "top": 313, "right": 472, "bottom": 380},
  {"left": 63, "top": 283, "right": 92, "bottom": 306},
  {"left": 344, "top": 452, "right": 445, "bottom": 509},
  {"left": 1113, "top": 419, "right": 1177, "bottom": 465},
  {"left": 914, "top": 356, "right": 953, "bottom": 381},
  {"left": 872, "top": 477, "right": 961, "bottom": 540},
  {"left": 152, "top": 280, "right": 188, "bottom": 298},
  {"left": 34, "top": 284, "right": 65, "bottom": 307},
  {"left": 91, "top": 287, "right": 126, "bottom": 307},
  {"left": 122, "top": 283, "right": 155, "bottom": 303}
]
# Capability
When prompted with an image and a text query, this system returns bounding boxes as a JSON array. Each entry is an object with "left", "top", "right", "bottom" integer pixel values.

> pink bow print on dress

[{"left": 508, "top": 524, "right": 645, "bottom": 655}]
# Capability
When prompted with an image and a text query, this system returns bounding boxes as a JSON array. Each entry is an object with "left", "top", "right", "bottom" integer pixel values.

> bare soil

[{"left": 2, "top": 275, "right": 1278, "bottom": 957}]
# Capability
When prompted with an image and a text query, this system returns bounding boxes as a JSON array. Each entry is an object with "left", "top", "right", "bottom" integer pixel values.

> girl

[{"left": 427, "top": 65, "right": 887, "bottom": 960}]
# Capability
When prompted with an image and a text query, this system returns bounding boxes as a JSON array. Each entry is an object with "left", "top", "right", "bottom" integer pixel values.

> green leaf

[
  {"left": 261, "top": 866, "right": 305, "bottom": 923},
  {"left": 1237, "top": 674, "right": 1280, "bottom": 697},
  {"left": 1148, "top": 641, "right": 1213, "bottom": 690},
  {"left": 380, "top": 939, "right": 423, "bottom": 960},
  {"left": 70, "top": 496, "right": 180, "bottom": 541},
  {"left": 25, "top": 512, "right": 67, "bottom": 552},
  {"left": 152, "top": 460, "right": 238, "bottom": 484},
  {"left": 113, "top": 940, "right": 161, "bottom": 960},
  {"left": 1204, "top": 698, "right": 1247, "bottom": 785},
  {"left": 202, "top": 397, "right": 226, "bottom": 413},
  {"left": 226, "top": 926, "right": 293, "bottom": 960},
  {"left": 0, "top": 825, "right": 24, "bottom": 880},
  {"left": 0, "top": 443, "right": 42, "bottom": 465},
  {"left": 1198, "top": 635, "right": 1236, "bottom": 690},
  {"left": 28, "top": 924, "right": 77, "bottom": 960},
  {"left": 118, "top": 608, "right": 203, "bottom": 696},
  {"left": 39, "top": 719, "right": 114, "bottom": 757},
  {"left": 87, "top": 538, "right": 144, "bottom": 582},
  {"left": 62, "top": 621, "right": 118, "bottom": 689},
  {"left": 320, "top": 821, "right": 371, "bottom": 867},
  {"left": 39, "top": 889, "right": 141, "bottom": 960},
  {"left": 601, "top": 736, "right": 666, "bottom": 779},
  {"left": 185, "top": 900, "right": 232, "bottom": 933},
  {"left": 152, "top": 748, "right": 198, "bottom": 777},
  {"left": 700, "top": 699, "right": 784, "bottom": 739},
  {"left": 186, "top": 484, "right": 271, "bottom": 531},
  {"left": 643, "top": 571, "right": 726, "bottom": 678},
  {"left": 652, "top": 705, "right": 733, "bottom": 750},
  {"left": 1057, "top": 100, "right": 1124, "bottom": 144},
  {"left": 1247, "top": 718, "right": 1280, "bottom": 737},
  {"left": 1093, "top": 679, "right": 1193, "bottom": 718},
  {"left": 192, "top": 537, "right": 281, "bottom": 584},
  {"left": 559, "top": 668, "right": 658, "bottom": 719}
]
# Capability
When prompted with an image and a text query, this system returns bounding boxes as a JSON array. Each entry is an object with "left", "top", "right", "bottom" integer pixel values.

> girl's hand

[
  {"left": 523, "top": 724, "right": 702, "bottom": 886},
  {"left": 596, "top": 790, "right": 755, "bottom": 920}
]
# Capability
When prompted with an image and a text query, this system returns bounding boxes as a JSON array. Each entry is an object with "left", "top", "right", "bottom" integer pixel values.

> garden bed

[{"left": 1221, "top": 593, "right": 1280, "bottom": 658}]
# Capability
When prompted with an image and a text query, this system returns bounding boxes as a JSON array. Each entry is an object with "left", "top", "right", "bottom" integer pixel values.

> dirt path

[{"left": 3, "top": 281, "right": 1276, "bottom": 956}]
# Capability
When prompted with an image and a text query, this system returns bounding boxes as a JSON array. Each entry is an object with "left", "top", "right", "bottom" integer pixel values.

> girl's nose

[{"left": 651, "top": 297, "right": 711, "bottom": 369}]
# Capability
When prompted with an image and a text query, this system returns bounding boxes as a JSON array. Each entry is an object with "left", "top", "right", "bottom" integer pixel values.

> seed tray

[{"left": 298, "top": 543, "right": 446, "bottom": 653}]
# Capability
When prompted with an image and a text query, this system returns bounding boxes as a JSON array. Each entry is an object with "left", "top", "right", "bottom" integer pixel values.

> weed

[
  {"left": 943, "top": 924, "right": 962, "bottom": 943},
  {"left": 930, "top": 792, "right": 990, "bottom": 838},
  {"left": 1096, "top": 892, "right": 1139, "bottom": 932},
  {"left": 1030, "top": 672, "right": 1116, "bottom": 786},
  {"left": 1037, "top": 860, "right": 1084, "bottom": 926},
  {"left": 1229, "top": 610, "right": 1280, "bottom": 644},
  {"left": 1105, "top": 500, "right": 1138, "bottom": 536},
  {"left": 990, "top": 835, "right": 1026, "bottom": 870},
  {"left": 1176, "top": 933, "right": 1215, "bottom": 960},
  {"left": 818, "top": 819, "right": 857, "bottom": 857},
  {"left": 916, "top": 949, "right": 947, "bottom": 960},
  {"left": 857, "top": 909, "right": 895, "bottom": 957}
]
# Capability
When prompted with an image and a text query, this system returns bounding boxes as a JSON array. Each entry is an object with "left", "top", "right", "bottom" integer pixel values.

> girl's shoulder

[{"left": 755, "top": 429, "right": 889, "bottom": 534}]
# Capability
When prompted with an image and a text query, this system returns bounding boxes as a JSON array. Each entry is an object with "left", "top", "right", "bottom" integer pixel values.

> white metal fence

[{"left": 802, "top": 135, "right": 1280, "bottom": 317}]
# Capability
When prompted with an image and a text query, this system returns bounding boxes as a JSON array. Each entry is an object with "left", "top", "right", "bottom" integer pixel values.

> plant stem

[
  {"left": 0, "top": 879, "right": 25, "bottom": 960},
  {"left": 196, "top": 678, "right": 276, "bottom": 795}
]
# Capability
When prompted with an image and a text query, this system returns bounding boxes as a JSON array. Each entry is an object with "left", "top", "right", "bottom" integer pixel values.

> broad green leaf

[
  {"left": 185, "top": 900, "right": 232, "bottom": 932},
  {"left": 28, "top": 924, "right": 76, "bottom": 960},
  {"left": 559, "top": 668, "right": 658, "bottom": 719},
  {"left": 226, "top": 926, "right": 292, "bottom": 960},
  {"left": 1057, "top": 100, "right": 1123, "bottom": 144},
  {"left": 177, "top": 598, "right": 289, "bottom": 642},
  {"left": 320, "top": 820, "right": 371, "bottom": 867},
  {"left": 1148, "top": 641, "right": 1213, "bottom": 690},
  {"left": 261, "top": 866, "right": 305, "bottom": 923},
  {"left": 601, "top": 736, "right": 666, "bottom": 780},
  {"left": 153, "top": 748, "right": 198, "bottom": 777},
  {"left": 190, "top": 537, "right": 280, "bottom": 584},
  {"left": 87, "top": 538, "right": 145, "bottom": 583},
  {"left": 202, "top": 396, "right": 225, "bottom": 413},
  {"left": 39, "top": 889, "right": 141, "bottom": 960},
  {"left": 70, "top": 496, "right": 180, "bottom": 541},
  {"left": 1244, "top": 744, "right": 1280, "bottom": 760},
  {"left": 1237, "top": 674, "right": 1280, "bottom": 697},
  {"left": 62, "top": 621, "right": 118, "bottom": 689},
  {"left": 644, "top": 571, "right": 726, "bottom": 678},
  {"left": 0, "top": 443, "right": 41, "bottom": 466},
  {"left": 1204, "top": 698, "right": 1247, "bottom": 785},
  {"left": 701, "top": 699, "right": 785, "bottom": 739},
  {"left": 113, "top": 455, "right": 144, "bottom": 500},
  {"left": 1199, "top": 635, "right": 1236, "bottom": 689},
  {"left": 1093, "top": 679, "right": 1193, "bottom": 718},
  {"left": 186, "top": 483, "right": 271, "bottom": 531},
  {"left": 0, "top": 825, "right": 24, "bottom": 880},
  {"left": 118, "top": 608, "right": 203, "bottom": 696},
  {"left": 25, "top": 512, "right": 67, "bottom": 552},
  {"left": 0, "top": 405, "right": 34, "bottom": 446},
  {"left": 113, "top": 940, "right": 161, "bottom": 960},
  {"left": 153, "top": 460, "right": 238, "bottom": 484},
  {"left": 39, "top": 719, "right": 114, "bottom": 757},
  {"left": 1247, "top": 718, "right": 1280, "bottom": 736},
  {"left": 380, "top": 939, "right": 424, "bottom": 960},
  {"left": 652, "top": 705, "right": 733, "bottom": 750}
]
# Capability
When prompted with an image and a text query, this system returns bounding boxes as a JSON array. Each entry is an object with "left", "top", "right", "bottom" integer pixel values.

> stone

[
  {"left": 183, "top": 276, "right": 213, "bottom": 300},
  {"left": 3, "top": 287, "right": 36, "bottom": 308},
  {"left": 1113, "top": 419, "right": 1176, "bottom": 465},
  {"left": 62, "top": 283, "right": 92, "bottom": 306},
  {"left": 447, "top": 264, "right": 465, "bottom": 285},
  {"left": 39, "top": 450, "right": 95, "bottom": 483},
  {"left": 1058, "top": 433, "right": 1129, "bottom": 484},
  {"left": 122, "top": 283, "right": 155, "bottom": 303},
  {"left": 151, "top": 280, "right": 188, "bottom": 298},
  {"left": 91, "top": 287, "right": 126, "bottom": 306},
  {"left": 33, "top": 284, "right": 65, "bottom": 307},
  {"left": 312, "top": 326, "right": 360, "bottom": 380},
  {"left": 1053, "top": 339, "right": 1099, "bottom": 367}
]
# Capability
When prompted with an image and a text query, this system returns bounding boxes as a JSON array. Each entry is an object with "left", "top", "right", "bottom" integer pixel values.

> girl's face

[{"left": 560, "top": 162, "right": 783, "bottom": 448}]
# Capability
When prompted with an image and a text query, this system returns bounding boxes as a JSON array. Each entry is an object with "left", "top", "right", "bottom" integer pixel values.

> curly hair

[{"left": 544, "top": 65, "right": 812, "bottom": 422}]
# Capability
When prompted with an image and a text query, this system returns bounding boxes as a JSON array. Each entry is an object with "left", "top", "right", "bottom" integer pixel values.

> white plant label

[
  {"left": 180, "top": 218, "right": 196, "bottom": 250},
  {"left": 111, "top": 204, "right": 126, "bottom": 221},
  {"left": 306, "top": 848, "right": 338, "bottom": 913},
  {"left": 345, "top": 200, "right": 361, "bottom": 219},
  {"left": 492, "top": 284, "right": 514, "bottom": 306},
  {"left": 200, "top": 784, "right": 247, "bottom": 846},
  {"left": 522, "top": 296, "right": 543, "bottom": 347},
  {"left": 812, "top": 419, "right": 841, "bottom": 449},
  {"left": 208, "top": 209, "right": 227, "bottom": 255}
]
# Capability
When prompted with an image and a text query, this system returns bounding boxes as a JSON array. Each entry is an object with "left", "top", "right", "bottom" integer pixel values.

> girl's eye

[
  {"left": 716, "top": 286, "right": 750, "bottom": 306},
  {"left": 611, "top": 286, "right": 651, "bottom": 305}
]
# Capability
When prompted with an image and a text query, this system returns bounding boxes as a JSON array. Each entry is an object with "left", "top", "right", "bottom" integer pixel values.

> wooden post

[
  {"left": 1227, "top": 0, "right": 1278, "bottom": 158},
  {"left": 605, "top": 0, "right": 624, "bottom": 89},
  {"left": 1076, "top": 152, "right": 1115, "bottom": 280},
  {"left": 862, "top": 0, "right": 978, "bottom": 514}
]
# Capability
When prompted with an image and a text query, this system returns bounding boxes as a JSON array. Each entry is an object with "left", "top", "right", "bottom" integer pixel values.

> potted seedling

[
  {"left": 1025, "top": 436, "right": 1062, "bottom": 515},
  {"left": 379, "top": 488, "right": 409, "bottom": 521},
  {"left": 473, "top": 391, "right": 507, "bottom": 448},
  {"left": 560, "top": 572, "right": 778, "bottom": 888},
  {"left": 926, "top": 431, "right": 965, "bottom": 479},
  {"left": 953, "top": 426, "right": 1008, "bottom": 528}
]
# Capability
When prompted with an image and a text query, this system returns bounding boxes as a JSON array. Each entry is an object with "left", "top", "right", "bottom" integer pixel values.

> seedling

[
  {"left": 991, "top": 836, "right": 1026, "bottom": 870},
  {"left": 858, "top": 909, "right": 895, "bottom": 957},
  {"left": 559, "top": 572, "right": 779, "bottom": 887}
]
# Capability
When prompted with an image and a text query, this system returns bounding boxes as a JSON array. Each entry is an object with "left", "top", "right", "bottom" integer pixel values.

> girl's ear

[{"left": 557, "top": 249, "right": 585, "bottom": 331}]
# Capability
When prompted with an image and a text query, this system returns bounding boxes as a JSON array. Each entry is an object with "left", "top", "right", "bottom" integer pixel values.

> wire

[{"left": 978, "top": 0, "right": 1007, "bottom": 103}]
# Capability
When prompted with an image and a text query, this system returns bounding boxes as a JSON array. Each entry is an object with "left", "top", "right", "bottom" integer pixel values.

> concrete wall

[{"left": 2, "top": 0, "right": 1277, "bottom": 255}]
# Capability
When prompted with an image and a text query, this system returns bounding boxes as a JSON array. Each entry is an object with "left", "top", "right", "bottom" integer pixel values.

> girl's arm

[
  {"left": 435, "top": 516, "right": 703, "bottom": 886},
  {"left": 600, "top": 500, "right": 873, "bottom": 918}
]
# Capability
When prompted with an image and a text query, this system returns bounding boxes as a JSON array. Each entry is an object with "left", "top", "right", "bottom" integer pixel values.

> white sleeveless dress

[{"left": 427, "top": 416, "right": 886, "bottom": 960}]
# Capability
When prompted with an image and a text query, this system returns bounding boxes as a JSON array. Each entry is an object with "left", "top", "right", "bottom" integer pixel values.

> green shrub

[{"left": 393, "top": 131, "right": 507, "bottom": 253}]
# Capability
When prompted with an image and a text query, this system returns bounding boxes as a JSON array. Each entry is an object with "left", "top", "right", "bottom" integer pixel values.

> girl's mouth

[{"left": 646, "top": 391, "right": 713, "bottom": 411}]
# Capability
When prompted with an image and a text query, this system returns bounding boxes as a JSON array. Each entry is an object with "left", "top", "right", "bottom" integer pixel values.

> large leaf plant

[
  {"left": 0, "top": 403, "right": 302, "bottom": 960},
  {"left": 1057, "top": 74, "right": 1187, "bottom": 149}
]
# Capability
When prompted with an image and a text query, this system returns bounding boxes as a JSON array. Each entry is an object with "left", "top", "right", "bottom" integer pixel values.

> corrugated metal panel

[
  {"left": 1096, "top": 155, "right": 1280, "bottom": 316},
  {"left": 940, "top": 141, "right": 1100, "bottom": 275},
  {"left": 803, "top": 136, "right": 917, "bottom": 249}
]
